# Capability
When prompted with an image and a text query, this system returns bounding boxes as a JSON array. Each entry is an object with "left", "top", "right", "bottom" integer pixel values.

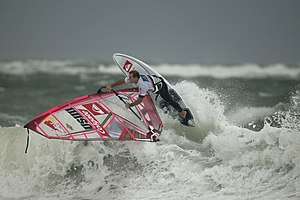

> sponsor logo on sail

[
  {"left": 83, "top": 102, "right": 107, "bottom": 116},
  {"left": 80, "top": 109, "right": 109, "bottom": 137},
  {"left": 123, "top": 60, "right": 133, "bottom": 72},
  {"left": 44, "top": 120, "right": 61, "bottom": 132},
  {"left": 66, "top": 108, "right": 92, "bottom": 130}
]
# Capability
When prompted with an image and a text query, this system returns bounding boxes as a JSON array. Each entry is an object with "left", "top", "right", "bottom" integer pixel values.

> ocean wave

[
  {"left": 99, "top": 63, "right": 300, "bottom": 80},
  {"left": 227, "top": 106, "right": 276, "bottom": 125},
  {"left": 0, "top": 60, "right": 101, "bottom": 76},
  {"left": 265, "top": 90, "right": 300, "bottom": 131},
  {"left": 0, "top": 60, "right": 299, "bottom": 80},
  {"left": 1, "top": 82, "right": 300, "bottom": 199},
  {"left": 200, "top": 91, "right": 300, "bottom": 199},
  {"left": 139, "top": 63, "right": 300, "bottom": 79}
]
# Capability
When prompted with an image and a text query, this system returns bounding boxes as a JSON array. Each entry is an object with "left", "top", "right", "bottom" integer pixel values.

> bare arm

[{"left": 106, "top": 77, "right": 125, "bottom": 91}]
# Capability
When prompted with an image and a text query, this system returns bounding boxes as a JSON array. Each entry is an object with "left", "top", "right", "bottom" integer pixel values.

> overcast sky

[{"left": 0, "top": 0, "right": 299, "bottom": 64}]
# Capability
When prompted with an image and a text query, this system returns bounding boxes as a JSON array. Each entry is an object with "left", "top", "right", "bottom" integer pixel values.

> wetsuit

[{"left": 125, "top": 74, "right": 183, "bottom": 113}]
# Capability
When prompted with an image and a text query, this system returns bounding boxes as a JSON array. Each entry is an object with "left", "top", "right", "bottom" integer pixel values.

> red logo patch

[
  {"left": 123, "top": 60, "right": 132, "bottom": 72},
  {"left": 83, "top": 103, "right": 108, "bottom": 116},
  {"left": 44, "top": 120, "right": 61, "bottom": 132}
]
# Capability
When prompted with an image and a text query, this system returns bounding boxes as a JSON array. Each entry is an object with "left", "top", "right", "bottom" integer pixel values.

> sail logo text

[
  {"left": 80, "top": 109, "right": 108, "bottom": 136},
  {"left": 66, "top": 108, "right": 92, "bottom": 130}
]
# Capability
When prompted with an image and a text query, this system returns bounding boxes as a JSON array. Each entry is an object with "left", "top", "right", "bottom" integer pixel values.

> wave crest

[{"left": 1, "top": 60, "right": 299, "bottom": 80}]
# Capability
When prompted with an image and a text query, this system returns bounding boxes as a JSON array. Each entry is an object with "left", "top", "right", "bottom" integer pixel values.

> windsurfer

[{"left": 105, "top": 70, "right": 187, "bottom": 119}]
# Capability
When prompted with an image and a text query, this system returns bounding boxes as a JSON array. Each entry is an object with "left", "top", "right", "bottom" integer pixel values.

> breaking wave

[
  {"left": 0, "top": 81, "right": 300, "bottom": 199},
  {"left": 1, "top": 60, "right": 300, "bottom": 79}
]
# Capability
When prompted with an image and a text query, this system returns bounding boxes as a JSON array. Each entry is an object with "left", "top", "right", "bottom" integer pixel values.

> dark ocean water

[{"left": 0, "top": 60, "right": 299, "bottom": 199}]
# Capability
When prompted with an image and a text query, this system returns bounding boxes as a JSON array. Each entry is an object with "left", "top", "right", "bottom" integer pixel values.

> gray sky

[{"left": 0, "top": 0, "right": 299, "bottom": 64}]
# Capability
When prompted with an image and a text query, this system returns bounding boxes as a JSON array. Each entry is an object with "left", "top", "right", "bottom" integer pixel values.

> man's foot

[{"left": 179, "top": 110, "right": 187, "bottom": 119}]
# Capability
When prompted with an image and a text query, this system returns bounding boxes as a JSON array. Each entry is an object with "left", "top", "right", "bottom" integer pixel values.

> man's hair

[{"left": 129, "top": 70, "right": 140, "bottom": 78}]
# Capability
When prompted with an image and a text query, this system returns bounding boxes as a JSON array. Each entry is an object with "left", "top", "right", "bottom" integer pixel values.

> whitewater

[{"left": 0, "top": 60, "right": 299, "bottom": 199}]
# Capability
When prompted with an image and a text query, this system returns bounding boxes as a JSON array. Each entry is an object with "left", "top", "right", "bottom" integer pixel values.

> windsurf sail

[{"left": 24, "top": 88, "right": 163, "bottom": 142}]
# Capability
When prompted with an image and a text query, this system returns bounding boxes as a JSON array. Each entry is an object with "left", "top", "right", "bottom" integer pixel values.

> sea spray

[
  {"left": 168, "top": 81, "right": 226, "bottom": 142},
  {"left": 1, "top": 60, "right": 299, "bottom": 199}
]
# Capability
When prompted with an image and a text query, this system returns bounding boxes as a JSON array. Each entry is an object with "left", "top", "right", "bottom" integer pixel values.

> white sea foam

[
  {"left": 0, "top": 82, "right": 299, "bottom": 199},
  {"left": 227, "top": 106, "right": 276, "bottom": 125}
]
